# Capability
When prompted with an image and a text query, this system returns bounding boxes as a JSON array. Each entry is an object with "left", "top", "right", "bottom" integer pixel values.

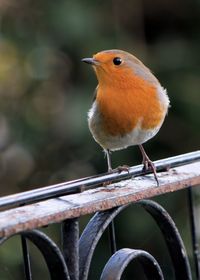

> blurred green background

[{"left": 0, "top": 0, "right": 199, "bottom": 279}]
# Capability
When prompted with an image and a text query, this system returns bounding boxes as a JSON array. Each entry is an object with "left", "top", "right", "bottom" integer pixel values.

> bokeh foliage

[{"left": 0, "top": 0, "right": 199, "bottom": 279}]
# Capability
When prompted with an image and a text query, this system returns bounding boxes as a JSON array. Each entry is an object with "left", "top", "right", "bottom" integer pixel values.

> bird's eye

[{"left": 113, "top": 57, "right": 122, "bottom": 66}]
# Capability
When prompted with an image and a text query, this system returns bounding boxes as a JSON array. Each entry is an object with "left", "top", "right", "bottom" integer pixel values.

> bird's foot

[
  {"left": 108, "top": 165, "right": 130, "bottom": 174},
  {"left": 115, "top": 165, "right": 130, "bottom": 173},
  {"left": 142, "top": 159, "right": 159, "bottom": 187},
  {"left": 108, "top": 165, "right": 129, "bottom": 173},
  {"left": 104, "top": 165, "right": 130, "bottom": 187}
]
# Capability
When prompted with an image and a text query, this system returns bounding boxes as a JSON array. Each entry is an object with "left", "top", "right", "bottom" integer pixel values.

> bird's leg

[
  {"left": 105, "top": 149, "right": 112, "bottom": 172},
  {"left": 138, "top": 144, "right": 159, "bottom": 186},
  {"left": 104, "top": 149, "right": 117, "bottom": 249},
  {"left": 105, "top": 149, "right": 129, "bottom": 173},
  {"left": 103, "top": 149, "right": 114, "bottom": 187}
]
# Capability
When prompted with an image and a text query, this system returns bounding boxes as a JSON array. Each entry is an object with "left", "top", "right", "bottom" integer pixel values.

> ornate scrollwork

[
  {"left": 0, "top": 229, "right": 70, "bottom": 280},
  {"left": 0, "top": 200, "right": 192, "bottom": 279},
  {"left": 100, "top": 248, "right": 164, "bottom": 280}
]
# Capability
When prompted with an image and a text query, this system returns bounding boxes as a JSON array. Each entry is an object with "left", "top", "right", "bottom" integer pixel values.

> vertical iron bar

[
  {"left": 187, "top": 187, "right": 200, "bottom": 280},
  {"left": 108, "top": 220, "right": 117, "bottom": 255},
  {"left": 61, "top": 218, "right": 79, "bottom": 280},
  {"left": 21, "top": 236, "right": 32, "bottom": 280}
]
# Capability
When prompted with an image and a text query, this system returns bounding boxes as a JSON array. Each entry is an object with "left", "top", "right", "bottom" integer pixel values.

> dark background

[{"left": 0, "top": 0, "right": 199, "bottom": 279}]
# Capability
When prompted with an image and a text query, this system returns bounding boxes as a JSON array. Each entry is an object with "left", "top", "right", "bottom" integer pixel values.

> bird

[{"left": 82, "top": 49, "right": 170, "bottom": 185}]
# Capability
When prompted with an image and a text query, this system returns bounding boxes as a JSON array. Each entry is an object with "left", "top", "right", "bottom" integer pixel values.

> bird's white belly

[{"left": 88, "top": 101, "right": 162, "bottom": 151}]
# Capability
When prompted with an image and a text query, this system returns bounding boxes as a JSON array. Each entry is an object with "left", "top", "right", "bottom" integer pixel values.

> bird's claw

[
  {"left": 110, "top": 165, "right": 130, "bottom": 174},
  {"left": 142, "top": 159, "right": 159, "bottom": 187}
]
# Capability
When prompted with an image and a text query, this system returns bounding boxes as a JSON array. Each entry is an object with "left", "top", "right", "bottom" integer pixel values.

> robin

[{"left": 82, "top": 49, "right": 170, "bottom": 185}]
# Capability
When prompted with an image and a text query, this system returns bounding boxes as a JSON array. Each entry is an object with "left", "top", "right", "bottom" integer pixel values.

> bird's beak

[{"left": 81, "top": 58, "right": 99, "bottom": 65}]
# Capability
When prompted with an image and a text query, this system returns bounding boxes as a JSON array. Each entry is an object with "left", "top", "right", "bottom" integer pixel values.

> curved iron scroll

[
  {"left": 138, "top": 200, "right": 192, "bottom": 279},
  {"left": 79, "top": 205, "right": 128, "bottom": 280},
  {"left": 79, "top": 200, "right": 192, "bottom": 279},
  {"left": 0, "top": 200, "right": 193, "bottom": 280},
  {"left": 0, "top": 229, "right": 70, "bottom": 280},
  {"left": 100, "top": 248, "right": 164, "bottom": 280}
]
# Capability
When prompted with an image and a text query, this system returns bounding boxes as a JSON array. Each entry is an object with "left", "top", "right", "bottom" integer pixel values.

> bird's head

[{"left": 82, "top": 49, "right": 158, "bottom": 87}]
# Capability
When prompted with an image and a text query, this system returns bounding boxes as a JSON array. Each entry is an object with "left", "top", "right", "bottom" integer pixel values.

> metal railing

[{"left": 0, "top": 151, "right": 200, "bottom": 279}]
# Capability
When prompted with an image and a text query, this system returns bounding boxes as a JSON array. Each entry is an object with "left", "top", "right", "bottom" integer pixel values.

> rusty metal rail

[
  {"left": 0, "top": 150, "right": 200, "bottom": 210},
  {"left": 0, "top": 151, "right": 200, "bottom": 280}
]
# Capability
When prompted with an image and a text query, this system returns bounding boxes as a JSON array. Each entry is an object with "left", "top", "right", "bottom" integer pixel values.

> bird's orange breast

[{"left": 96, "top": 74, "right": 165, "bottom": 136}]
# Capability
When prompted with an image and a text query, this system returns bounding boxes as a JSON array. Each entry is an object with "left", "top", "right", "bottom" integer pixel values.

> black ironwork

[
  {"left": 0, "top": 199, "right": 197, "bottom": 279},
  {"left": 0, "top": 151, "right": 199, "bottom": 279},
  {"left": 0, "top": 230, "right": 70, "bottom": 280},
  {"left": 79, "top": 205, "right": 128, "bottom": 280},
  {"left": 108, "top": 221, "right": 117, "bottom": 255},
  {"left": 0, "top": 150, "right": 199, "bottom": 210},
  {"left": 139, "top": 200, "right": 192, "bottom": 279},
  {"left": 62, "top": 218, "right": 79, "bottom": 280},
  {"left": 187, "top": 187, "right": 200, "bottom": 279},
  {"left": 21, "top": 236, "right": 32, "bottom": 280},
  {"left": 100, "top": 248, "right": 164, "bottom": 280}
]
